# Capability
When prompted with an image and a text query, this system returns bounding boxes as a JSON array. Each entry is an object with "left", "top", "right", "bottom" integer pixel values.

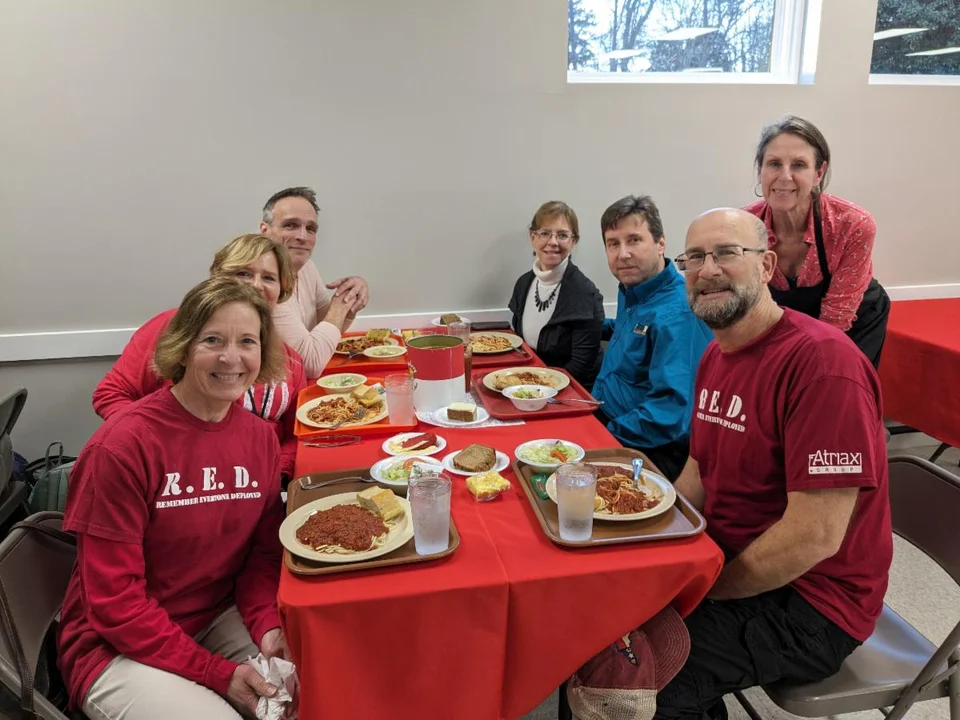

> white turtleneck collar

[{"left": 532, "top": 256, "right": 570, "bottom": 285}]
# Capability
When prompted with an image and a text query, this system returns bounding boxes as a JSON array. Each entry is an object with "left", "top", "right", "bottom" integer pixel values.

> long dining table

[{"left": 279, "top": 355, "right": 724, "bottom": 720}]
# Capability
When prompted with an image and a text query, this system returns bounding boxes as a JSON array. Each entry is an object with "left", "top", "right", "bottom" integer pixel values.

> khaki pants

[{"left": 83, "top": 606, "right": 259, "bottom": 720}]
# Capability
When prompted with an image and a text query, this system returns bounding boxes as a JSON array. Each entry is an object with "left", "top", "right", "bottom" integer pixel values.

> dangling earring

[{"left": 754, "top": 182, "right": 763, "bottom": 198}]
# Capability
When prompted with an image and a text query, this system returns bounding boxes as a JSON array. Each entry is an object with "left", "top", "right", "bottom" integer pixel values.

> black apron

[{"left": 768, "top": 201, "right": 890, "bottom": 369}]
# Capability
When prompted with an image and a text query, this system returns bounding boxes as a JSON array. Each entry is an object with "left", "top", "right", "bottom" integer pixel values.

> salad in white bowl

[{"left": 514, "top": 439, "right": 585, "bottom": 472}]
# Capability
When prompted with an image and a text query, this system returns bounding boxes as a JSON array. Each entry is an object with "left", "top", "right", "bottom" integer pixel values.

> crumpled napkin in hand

[{"left": 246, "top": 653, "right": 298, "bottom": 720}]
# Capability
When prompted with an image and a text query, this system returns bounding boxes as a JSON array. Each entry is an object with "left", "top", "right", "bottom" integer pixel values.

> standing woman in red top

[{"left": 744, "top": 116, "right": 890, "bottom": 368}]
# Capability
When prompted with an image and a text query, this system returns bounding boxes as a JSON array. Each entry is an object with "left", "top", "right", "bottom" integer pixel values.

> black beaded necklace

[{"left": 534, "top": 280, "right": 561, "bottom": 312}]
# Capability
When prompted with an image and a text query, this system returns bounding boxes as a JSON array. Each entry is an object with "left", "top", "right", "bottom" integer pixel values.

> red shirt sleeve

[
  {"left": 784, "top": 375, "right": 882, "bottom": 493},
  {"left": 820, "top": 205, "right": 876, "bottom": 332},
  {"left": 92, "top": 311, "right": 173, "bottom": 419},
  {"left": 76, "top": 533, "right": 238, "bottom": 696},
  {"left": 234, "top": 454, "right": 283, "bottom": 645},
  {"left": 278, "top": 350, "right": 307, "bottom": 479}
]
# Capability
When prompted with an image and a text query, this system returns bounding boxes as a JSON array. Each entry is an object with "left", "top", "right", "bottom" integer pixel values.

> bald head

[
  {"left": 685, "top": 208, "right": 768, "bottom": 251},
  {"left": 682, "top": 207, "right": 774, "bottom": 331}
]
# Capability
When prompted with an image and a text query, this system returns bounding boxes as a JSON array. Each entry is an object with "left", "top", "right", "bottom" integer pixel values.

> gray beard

[{"left": 689, "top": 283, "right": 762, "bottom": 329}]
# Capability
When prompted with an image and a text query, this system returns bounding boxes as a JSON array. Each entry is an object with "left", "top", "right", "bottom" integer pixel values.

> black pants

[{"left": 654, "top": 586, "right": 861, "bottom": 720}]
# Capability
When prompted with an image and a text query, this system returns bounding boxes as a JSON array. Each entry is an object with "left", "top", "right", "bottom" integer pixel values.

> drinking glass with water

[
  {"left": 408, "top": 471, "right": 452, "bottom": 555},
  {"left": 555, "top": 463, "right": 598, "bottom": 541}
]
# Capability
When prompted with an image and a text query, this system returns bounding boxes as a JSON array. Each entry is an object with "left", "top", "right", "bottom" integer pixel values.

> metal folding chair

[
  {"left": 0, "top": 512, "right": 76, "bottom": 720},
  {"left": 0, "top": 388, "right": 30, "bottom": 530},
  {"left": 736, "top": 455, "right": 960, "bottom": 719}
]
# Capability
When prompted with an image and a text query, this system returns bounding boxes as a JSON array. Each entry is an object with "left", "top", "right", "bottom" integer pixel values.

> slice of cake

[
  {"left": 446, "top": 401, "right": 477, "bottom": 422},
  {"left": 440, "top": 313, "right": 461, "bottom": 325}
]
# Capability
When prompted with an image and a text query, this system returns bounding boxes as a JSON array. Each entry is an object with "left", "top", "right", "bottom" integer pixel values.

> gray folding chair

[
  {"left": 0, "top": 388, "right": 30, "bottom": 528},
  {"left": 0, "top": 512, "right": 76, "bottom": 720},
  {"left": 736, "top": 454, "right": 960, "bottom": 719}
]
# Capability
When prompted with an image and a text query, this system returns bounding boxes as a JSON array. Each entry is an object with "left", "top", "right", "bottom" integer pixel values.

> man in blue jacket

[{"left": 593, "top": 195, "right": 712, "bottom": 480}]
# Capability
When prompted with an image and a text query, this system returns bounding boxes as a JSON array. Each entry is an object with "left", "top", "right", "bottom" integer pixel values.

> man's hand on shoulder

[{"left": 326, "top": 276, "right": 369, "bottom": 313}]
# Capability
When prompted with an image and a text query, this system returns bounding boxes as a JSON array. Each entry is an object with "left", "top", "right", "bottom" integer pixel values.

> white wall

[{"left": 2, "top": 0, "right": 958, "bottom": 457}]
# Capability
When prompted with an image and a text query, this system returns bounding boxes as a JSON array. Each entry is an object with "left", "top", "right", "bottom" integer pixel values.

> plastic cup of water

[
  {"left": 555, "top": 462, "right": 598, "bottom": 541},
  {"left": 407, "top": 471, "right": 452, "bottom": 555},
  {"left": 384, "top": 373, "right": 416, "bottom": 425}
]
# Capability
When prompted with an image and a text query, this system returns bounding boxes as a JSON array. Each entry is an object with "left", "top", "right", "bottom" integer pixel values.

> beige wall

[{"left": 2, "top": 0, "right": 958, "bottom": 458}]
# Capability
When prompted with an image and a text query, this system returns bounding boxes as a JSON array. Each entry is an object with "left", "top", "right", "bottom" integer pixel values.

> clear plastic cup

[
  {"left": 555, "top": 463, "right": 598, "bottom": 541},
  {"left": 407, "top": 472, "right": 452, "bottom": 555},
  {"left": 445, "top": 321, "right": 472, "bottom": 392},
  {"left": 384, "top": 373, "right": 416, "bottom": 425}
]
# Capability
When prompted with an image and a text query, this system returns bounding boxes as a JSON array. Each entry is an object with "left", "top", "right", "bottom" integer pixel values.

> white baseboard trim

[{"left": 2, "top": 284, "right": 957, "bottom": 363}]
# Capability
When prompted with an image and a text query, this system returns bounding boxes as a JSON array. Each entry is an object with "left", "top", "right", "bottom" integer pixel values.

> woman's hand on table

[{"left": 226, "top": 664, "right": 277, "bottom": 716}]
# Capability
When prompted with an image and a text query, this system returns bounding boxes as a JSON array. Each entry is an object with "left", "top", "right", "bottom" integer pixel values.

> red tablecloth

[
  {"left": 878, "top": 298, "right": 960, "bottom": 448},
  {"left": 280, "top": 415, "right": 723, "bottom": 720}
]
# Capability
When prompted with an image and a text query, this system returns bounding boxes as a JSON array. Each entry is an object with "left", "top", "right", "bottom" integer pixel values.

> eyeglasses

[
  {"left": 675, "top": 245, "right": 766, "bottom": 273},
  {"left": 533, "top": 229, "right": 575, "bottom": 243}
]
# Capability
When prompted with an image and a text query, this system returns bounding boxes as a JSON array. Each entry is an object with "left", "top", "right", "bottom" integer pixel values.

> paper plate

[
  {"left": 370, "top": 455, "right": 443, "bottom": 487},
  {"left": 416, "top": 405, "right": 491, "bottom": 428},
  {"left": 382, "top": 432, "right": 447, "bottom": 457}
]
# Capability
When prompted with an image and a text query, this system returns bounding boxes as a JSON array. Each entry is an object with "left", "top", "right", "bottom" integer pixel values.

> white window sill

[
  {"left": 567, "top": 71, "right": 800, "bottom": 85},
  {"left": 869, "top": 74, "right": 960, "bottom": 87}
]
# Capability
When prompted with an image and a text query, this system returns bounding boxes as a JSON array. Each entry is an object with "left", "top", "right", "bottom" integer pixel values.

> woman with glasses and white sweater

[{"left": 507, "top": 201, "right": 605, "bottom": 389}]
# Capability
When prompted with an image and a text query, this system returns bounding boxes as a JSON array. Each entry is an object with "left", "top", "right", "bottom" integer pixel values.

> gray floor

[{"left": 521, "top": 444, "right": 960, "bottom": 720}]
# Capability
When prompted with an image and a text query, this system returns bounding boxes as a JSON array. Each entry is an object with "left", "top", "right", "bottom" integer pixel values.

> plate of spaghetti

[
  {"left": 334, "top": 336, "right": 400, "bottom": 356},
  {"left": 279, "top": 491, "right": 414, "bottom": 563},
  {"left": 469, "top": 332, "right": 523, "bottom": 354},
  {"left": 544, "top": 462, "right": 676, "bottom": 522},
  {"left": 296, "top": 393, "right": 388, "bottom": 429}
]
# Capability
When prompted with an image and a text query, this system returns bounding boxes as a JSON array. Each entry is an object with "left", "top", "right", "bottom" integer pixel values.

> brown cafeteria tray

[
  {"left": 283, "top": 467, "right": 460, "bottom": 576},
  {"left": 512, "top": 447, "right": 706, "bottom": 548}
]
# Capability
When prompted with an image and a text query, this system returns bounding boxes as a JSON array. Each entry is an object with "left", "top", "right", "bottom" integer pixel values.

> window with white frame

[
  {"left": 567, "top": 0, "right": 815, "bottom": 83},
  {"left": 870, "top": 0, "right": 960, "bottom": 81}
]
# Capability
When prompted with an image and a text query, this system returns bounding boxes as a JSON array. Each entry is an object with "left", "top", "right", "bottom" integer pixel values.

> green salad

[
  {"left": 512, "top": 388, "right": 542, "bottom": 399},
  {"left": 382, "top": 457, "right": 432, "bottom": 481},
  {"left": 519, "top": 441, "right": 579, "bottom": 465}
]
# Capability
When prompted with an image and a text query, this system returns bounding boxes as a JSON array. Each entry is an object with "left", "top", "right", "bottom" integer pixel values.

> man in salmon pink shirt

[{"left": 653, "top": 209, "right": 892, "bottom": 720}]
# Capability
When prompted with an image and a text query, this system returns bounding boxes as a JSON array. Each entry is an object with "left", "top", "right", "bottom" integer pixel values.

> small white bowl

[
  {"left": 362, "top": 345, "right": 407, "bottom": 359},
  {"left": 501, "top": 384, "right": 558, "bottom": 412},
  {"left": 316, "top": 373, "right": 367, "bottom": 394}
]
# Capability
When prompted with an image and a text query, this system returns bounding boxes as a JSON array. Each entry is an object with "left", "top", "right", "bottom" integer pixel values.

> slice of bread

[
  {"left": 351, "top": 385, "right": 382, "bottom": 408},
  {"left": 446, "top": 402, "right": 477, "bottom": 422},
  {"left": 365, "top": 328, "right": 391, "bottom": 341},
  {"left": 357, "top": 487, "right": 403, "bottom": 522},
  {"left": 453, "top": 444, "right": 496, "bottom": 473}
]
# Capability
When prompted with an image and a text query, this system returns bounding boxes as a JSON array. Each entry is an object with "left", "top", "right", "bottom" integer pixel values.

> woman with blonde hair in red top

[
  {"left": 92, "top": 234, "right": 309, "bottom": 486},
  {"left": 744, "top": 115, "right": 890, "bottom": 368}
]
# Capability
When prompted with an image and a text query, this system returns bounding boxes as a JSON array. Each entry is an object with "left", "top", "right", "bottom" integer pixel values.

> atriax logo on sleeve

[{"left": 808, "top": 450, "right": 863, "bottom": 474}]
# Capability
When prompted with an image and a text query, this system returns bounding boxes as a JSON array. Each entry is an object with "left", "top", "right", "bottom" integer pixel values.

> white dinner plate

[
  {"left": 382, "top": 432, "right": 447, "bottom": 457},
  {"left": 440, "top": 449, "right": 510, "bottom": 477},
  {"left": 370, "top": 455, "right": 443, "bottom": 488},
  {"left": 544, "top": 462, "right": 676, "bottom": 522},
  {"left": 279, "top": 491, "right": 413, "bottom": 563}
]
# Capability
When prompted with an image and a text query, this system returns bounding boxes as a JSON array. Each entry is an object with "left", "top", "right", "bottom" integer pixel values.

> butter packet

[{"left": 466, "top": 470, "right": 511, "bottom": 502}]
